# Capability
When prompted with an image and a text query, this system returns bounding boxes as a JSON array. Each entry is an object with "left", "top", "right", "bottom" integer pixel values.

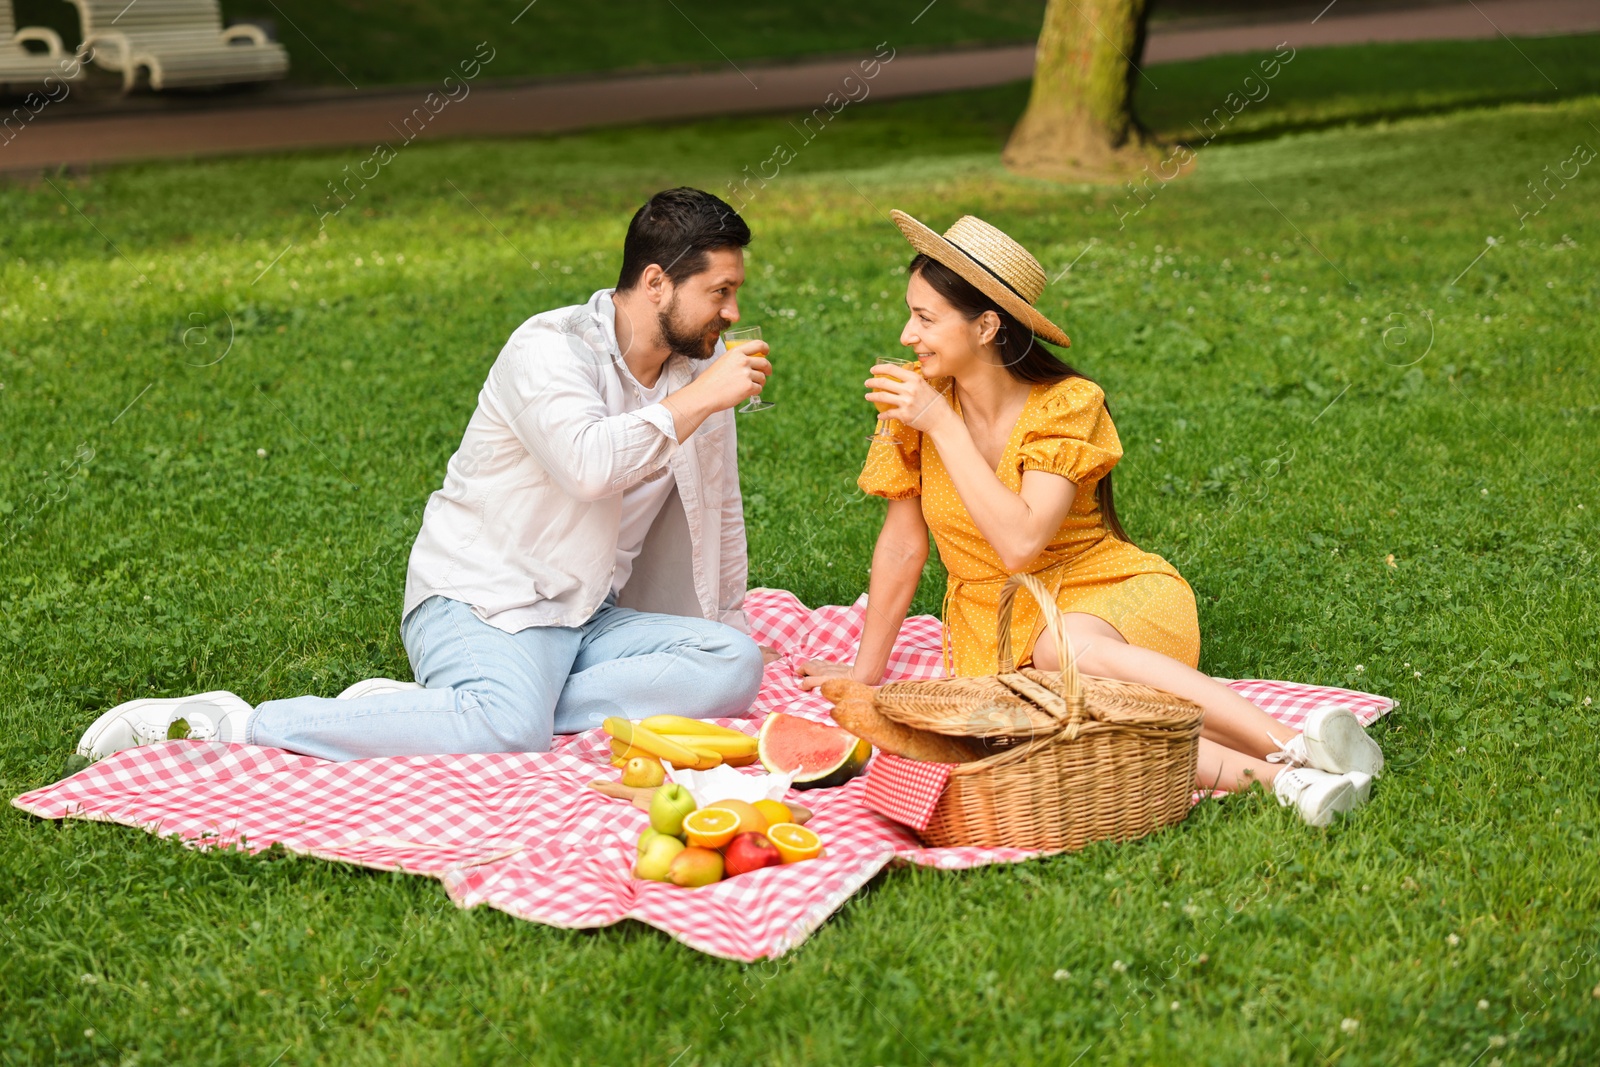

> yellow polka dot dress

[{"left": 858, "top": 376, "right": 1201, "bottom": 676}]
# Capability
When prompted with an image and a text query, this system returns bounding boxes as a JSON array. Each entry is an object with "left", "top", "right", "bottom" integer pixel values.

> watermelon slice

[{"left": 757, "top": 712, "right": 872, "bottom": 790}]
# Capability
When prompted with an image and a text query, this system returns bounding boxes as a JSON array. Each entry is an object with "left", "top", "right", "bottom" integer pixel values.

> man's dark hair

[{"left": 616, "top": 188, "right": 751, "bottom": 291}]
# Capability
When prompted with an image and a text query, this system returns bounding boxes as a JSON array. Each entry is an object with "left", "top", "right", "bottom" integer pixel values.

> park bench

[
  {"left": 68, "top": 0, "right": 287, "bottom": 92},
  {"left": 1, "top": 0, "right": 81, "bottom": 89}
]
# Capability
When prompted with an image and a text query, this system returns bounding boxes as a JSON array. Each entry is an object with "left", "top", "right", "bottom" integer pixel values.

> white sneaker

[
  {"left": 75, "top": 691, "right": 253, "bottom": 762},
  {"left": 1274, "top": 767, "right": 1360, "bottom": 828},
  {"left": 1267, "top": 706, "right": 1384, "bottom": 778},
  {"left": 1347, "top": 770, "right": 1374, "bottom": 805},
  {"left": 336, "top": 678, "right": 423, "bottom": 699}
]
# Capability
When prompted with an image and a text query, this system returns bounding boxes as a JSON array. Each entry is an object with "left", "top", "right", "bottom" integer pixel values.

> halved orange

[
  {"left": 682, "top": 807, "right": 740, "bottom": 849},
  {"left": 766, "top": 822, "right": 824, "bottom": 864},
  {"left": 703, "top": 799, "right": 767, "bottom": 836}
]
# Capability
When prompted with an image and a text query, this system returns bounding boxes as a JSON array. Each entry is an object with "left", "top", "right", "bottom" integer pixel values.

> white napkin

[{"left": 665, "top": 763, "right": 793, "bottom": 807}]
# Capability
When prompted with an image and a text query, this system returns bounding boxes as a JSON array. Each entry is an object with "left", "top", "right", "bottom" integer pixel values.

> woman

[{"left": 798, "top": 211, "right": 1383, "bottom": 826}]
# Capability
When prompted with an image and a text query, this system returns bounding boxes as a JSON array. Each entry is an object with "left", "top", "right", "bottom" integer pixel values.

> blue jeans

[{"left": 248, "top": 595, "right": 764, "bottom": 761}]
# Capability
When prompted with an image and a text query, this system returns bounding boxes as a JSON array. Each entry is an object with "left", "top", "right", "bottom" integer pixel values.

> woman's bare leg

[
  {"left": 1195, "top": 737, "right": 1281, "bottom": 793},
  {"left": 1031, "top": 613, "right": 1298, "bottom": 760}
]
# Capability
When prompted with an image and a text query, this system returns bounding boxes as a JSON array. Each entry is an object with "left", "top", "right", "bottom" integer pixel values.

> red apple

[{"left": 722, "top": 832, "right": 782, "bottom": 877}]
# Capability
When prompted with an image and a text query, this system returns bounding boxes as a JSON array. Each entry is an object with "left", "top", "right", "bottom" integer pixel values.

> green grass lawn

[{"left": 4, "top": 34, "right": 1600, "bottom": 1067}]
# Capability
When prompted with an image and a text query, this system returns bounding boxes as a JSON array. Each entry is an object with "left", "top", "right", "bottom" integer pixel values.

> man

[{"left": 77, "top": 188, "right": 771, "bottom": 762}]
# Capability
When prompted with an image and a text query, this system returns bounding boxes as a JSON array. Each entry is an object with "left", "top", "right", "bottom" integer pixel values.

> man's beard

[{"left": 657, "top": 294, "right": 722, "bottom": 362}]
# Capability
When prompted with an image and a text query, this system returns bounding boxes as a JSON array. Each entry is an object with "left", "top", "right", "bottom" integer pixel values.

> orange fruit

[
  {"left": 753, "top": 800, "right": 792, "bottom": 828},
  {"left": 704, "top": 799, "right": 767, "bottom": 836},
  {"left": 682, "top": 807, "right": 740, "bottom": 849},
  {"left": 766, "top": 822, "right": 824, "bottom": 864}
]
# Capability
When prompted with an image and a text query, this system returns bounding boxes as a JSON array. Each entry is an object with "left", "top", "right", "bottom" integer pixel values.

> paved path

[{"left": 1, "top": 0, "right": 1595, "bottom": 173}]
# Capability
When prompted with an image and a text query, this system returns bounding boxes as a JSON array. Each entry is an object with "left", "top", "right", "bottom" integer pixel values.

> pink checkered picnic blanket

[{"left": 12, "top": 589, "right": 1394, "bottom": 962}]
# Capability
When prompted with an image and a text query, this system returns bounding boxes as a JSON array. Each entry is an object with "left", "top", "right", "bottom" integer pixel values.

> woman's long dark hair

[{"left": 910, "top": 253, "right": 1135, "bottom": 545}]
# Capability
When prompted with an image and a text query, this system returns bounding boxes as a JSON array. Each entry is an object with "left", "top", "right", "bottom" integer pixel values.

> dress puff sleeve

[
  {"left": 1015, "top": 377, "right": 1122, "bottom": 487},
  {"left": 857, "top": 416, "right": 922, "bottom": 500}
]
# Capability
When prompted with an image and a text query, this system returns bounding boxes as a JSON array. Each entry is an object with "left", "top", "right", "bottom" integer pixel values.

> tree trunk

[{"left": 1004, "top": 0, "right": 1167, "bottom": 182}]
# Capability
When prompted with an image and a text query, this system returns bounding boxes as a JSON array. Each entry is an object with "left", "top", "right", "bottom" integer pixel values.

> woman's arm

[
  {"left": 929, "top": 428, "right": 1076, "bottom": 573},
  {"left": 851, "top": 497, "right": 930, "bottom": 684},
  {"left": 798, "top": 496, "right": 928, "bottom": 689},
  {"left": 868, "top": 366, "right": 1077, "bottom": 572}
]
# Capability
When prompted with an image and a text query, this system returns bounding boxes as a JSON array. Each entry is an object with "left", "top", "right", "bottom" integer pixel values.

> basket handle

[{"left": 996, "top": 572, "right": 1085, "bottom": 725}]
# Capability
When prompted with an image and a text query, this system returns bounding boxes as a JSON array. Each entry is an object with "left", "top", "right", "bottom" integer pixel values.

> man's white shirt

[
  {"left": 611, "top": 361, "right": 676, "bottom": 596},
  {"left": 404, "top": 288, "right": 749, "bottom": 634}
]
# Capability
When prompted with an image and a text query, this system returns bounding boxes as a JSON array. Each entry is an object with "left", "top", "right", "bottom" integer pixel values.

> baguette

[
  {"left": 829, "top": 699, "right": 981, "bottom": 764},
  {"left": 819, "top": 677, "right": 876, "bottom": 706}
]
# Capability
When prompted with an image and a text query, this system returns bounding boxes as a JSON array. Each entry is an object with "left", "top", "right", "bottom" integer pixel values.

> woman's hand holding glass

[{"left": 865, "top": 362, "right": 950, "bottom": 435}]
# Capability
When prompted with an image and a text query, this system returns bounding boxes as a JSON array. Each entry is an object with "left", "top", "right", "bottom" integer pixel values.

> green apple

[
  {"left": 648, "top": 782, "right": 697, "bottom": 836},
  {"left": 634, "top": 833, "right": 686, "bottom": 881}
]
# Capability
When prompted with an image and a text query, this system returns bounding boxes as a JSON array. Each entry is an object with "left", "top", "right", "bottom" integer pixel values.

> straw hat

[{"left": 890, "top": 210, "right": 1070, "bottom": 348}]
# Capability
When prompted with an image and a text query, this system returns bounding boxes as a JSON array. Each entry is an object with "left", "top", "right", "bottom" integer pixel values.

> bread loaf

[
  {"left": 829, "top": 699, "right": 981, "bottom": 764},
  {"left": 819, "top": 677, "right": 876, "bottom": 706}
]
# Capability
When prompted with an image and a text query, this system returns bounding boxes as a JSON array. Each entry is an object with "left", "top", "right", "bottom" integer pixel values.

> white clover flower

[
  {"left": 79, "top": 973, "right": 99, "bottom": 985},
  {"left": 1340, "top": 1018, "right": 1359, "bottom": 1034},
  {"left": 1447, "top": 933, "right": 1460, "bottom": 947},
  {"left": 1477, "top": 999, "right": 1489, "bottom": 1011},
  {"left": 1053, "top": 969, "right": 1070, "bottom": 981},
  {"left": 1112, "top": 960, "right": 1128, "bottom": 973}
]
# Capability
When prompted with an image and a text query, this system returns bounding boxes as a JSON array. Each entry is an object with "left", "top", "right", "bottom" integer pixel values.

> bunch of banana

[{"left": 602, "top": 716, "right": 760, "bottom": 770}]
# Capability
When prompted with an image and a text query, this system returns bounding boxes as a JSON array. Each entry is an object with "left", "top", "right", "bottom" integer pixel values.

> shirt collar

[
  {"left": 594, "top": 287, "right": 691, "bottom": 391},
  {"left": 592, "top": 288, "right": 622, "bottom": 358}
]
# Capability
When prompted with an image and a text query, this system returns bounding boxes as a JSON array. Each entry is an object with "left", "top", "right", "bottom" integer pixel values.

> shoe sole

[
  {"left": 1303, "top": 777, "right": 1358, "bottom": 828},
  {"left": 75, "top": 691, "right": 242, "bottom": 760},
  {"left": 1305, "top": 707, "right": 1385, "bottom": 777},
  {"left": 1348, "top": 772, "right": 1374, "bottom": 805}
]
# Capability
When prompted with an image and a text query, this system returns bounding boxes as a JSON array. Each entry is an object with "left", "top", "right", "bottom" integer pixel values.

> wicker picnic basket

[{"left": 874, "top": 573, "right": 1204, "bottom": 851}]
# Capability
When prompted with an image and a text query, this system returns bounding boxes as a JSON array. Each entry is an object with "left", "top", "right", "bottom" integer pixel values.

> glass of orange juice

[
  {"left": 867, "top": 357, "right": 920, "bottom": 442},
  {"left": 724, "top": 326, "right": 772, "bottom": 413}
]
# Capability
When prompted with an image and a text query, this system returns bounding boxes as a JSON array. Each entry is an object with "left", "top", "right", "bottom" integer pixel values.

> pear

[
  {"left": 667, "top": 846, "right": 724, "bottom": 887},
  {"left": 636, "top": 827, "right": 666, "bottom": 856},
  {"left": 634, "top": 833, "right": 686, "bottom": 881},
  {"left": 649, "top": 782, "right": 697, "bottom": 836},
  {"left": 621, "top": 756, "right": 666, "bottom": 789}
]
